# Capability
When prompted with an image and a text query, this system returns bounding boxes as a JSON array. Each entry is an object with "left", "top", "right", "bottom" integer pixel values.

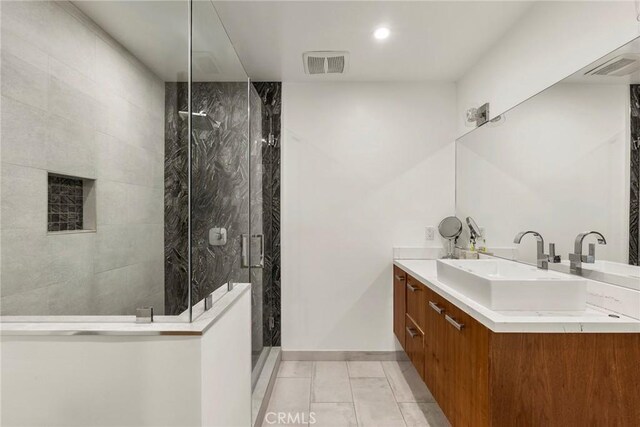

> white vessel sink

[
  {"left": 557, "top": 260, "right": 640, "bottom": 291},
  {"left": 436, "top": 259, "right": 587, "bottom": 311}
]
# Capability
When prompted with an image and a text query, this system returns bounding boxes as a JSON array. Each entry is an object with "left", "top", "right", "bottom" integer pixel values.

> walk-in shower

[{"left": 0, "top": 0, "right": 280, "bottom": 416}]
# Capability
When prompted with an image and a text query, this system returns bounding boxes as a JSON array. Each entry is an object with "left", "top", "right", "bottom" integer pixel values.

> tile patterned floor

[{"left": 262, "top": 361, "right": 450, "bottom": 427}]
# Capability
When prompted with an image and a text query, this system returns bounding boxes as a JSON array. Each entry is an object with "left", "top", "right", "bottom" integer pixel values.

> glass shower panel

[
  {"left": 249, "top": 85, "right": 267, "bottom": 372},
  {"left": 188, "top": 1, "right": 273, "bottom": 388},
  {"left": 0, "top": 0, "right": 190, "bottom": 319},
  {"left": 188, "top": 0, "right": 250, "bottom": 309}
]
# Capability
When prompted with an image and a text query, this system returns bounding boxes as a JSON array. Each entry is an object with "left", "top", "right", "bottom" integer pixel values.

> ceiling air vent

[
  {"left": 303, "top": 51, "right": 349, "bottom": 75},
  {"left": 584, "top": 54, "right": 640, "bottom": 77}
]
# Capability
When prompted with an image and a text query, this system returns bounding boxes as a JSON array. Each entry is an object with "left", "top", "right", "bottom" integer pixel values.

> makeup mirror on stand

[{"left": 439, "top": 216, "right": 463, "bottom": 259}]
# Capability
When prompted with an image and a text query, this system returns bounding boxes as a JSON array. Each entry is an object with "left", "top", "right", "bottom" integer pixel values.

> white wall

[
  {"left": 456, "top": 1, "right": 640, "bottom": 136},
  {"left": 0, "top": 1, "right": 165, "bottom": 315},
  {"left": 457, "top": 83, "right": 629, "bottom": 265},
  {"left": 281, "top": 82, "right": 456, "bottom": 351},
  {"left": 2, "top": 336, "right": 201, "bottom": 427}
]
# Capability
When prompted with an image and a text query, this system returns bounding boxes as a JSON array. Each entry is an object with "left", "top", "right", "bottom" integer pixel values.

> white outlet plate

[{"left": 425, "top": 226, "right": 436, "bottom": 241}]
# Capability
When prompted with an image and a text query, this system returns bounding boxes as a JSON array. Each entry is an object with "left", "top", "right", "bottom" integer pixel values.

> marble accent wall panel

[
  {"left": 164, "top": 83, "right": 190, "bottom": 315},
  {"left": 630, "top": 85, "right": 640, "bottom": 266},
  {"left": 164, "top": 81, "right": 281, "bottom": 349},
  {"left": 254, "top": 82, "right": 282, "bottom": 346},
  {"left": 164, "top": 82, "right": 251, "bottom": 315}
]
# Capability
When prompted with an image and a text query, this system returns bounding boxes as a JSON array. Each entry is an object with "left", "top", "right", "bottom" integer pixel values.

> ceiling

[
  {"left": 213, "top": 1, "right": 534, "bottom": 82},
  {"left": 73, "top": 1, "right": 533, "bottom": 83},
  {"left": 73, "top": 0, "right": 247, "bottom": 82}
]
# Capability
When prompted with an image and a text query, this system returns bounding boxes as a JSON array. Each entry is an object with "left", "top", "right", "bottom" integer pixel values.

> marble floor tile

[
  {"left": 399, "top": 403, "right": 450, "bottom": 427},
  {"left": 382, "top": 361, "right": 434, "bottom": 403},
  {"left": 354, "top": 400, "right": 406, "bottom": 427},
  {"left": 263, "top": 360, "right": 448, "bottom": 427},
  {"left": 278, "top": 361, "right": 313, "bottom": 378},
  {"left": 309, "top": 402, "right": 357, "bottom": 427},
  {"left": 312, "top": 362, "right": 353, "bottom": 403},
  {"left": 347, "top": 361, "right": 386, "bottom": 378},
  {"left": 264, "top": 377, "right": 311, "bottom": 427},
  {"left": 350, "top": 377, "right": 396, "bottom": 403}
]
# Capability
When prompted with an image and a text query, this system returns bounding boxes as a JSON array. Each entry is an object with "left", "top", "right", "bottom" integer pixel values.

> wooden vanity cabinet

[
  {"left": 422, "top": 287, "right": 445, "bottom": 405},
  {"left": 438, "top": 297, "right": 490, "bottom": 427},
  {"left": 405, "top": 275, "right": 426, "bottom": 331},
  {"left": 392, "top": 266, "right": 406, "bottom": 348},
  {"left": 392, "top": 265, "right": 640, "bottom": 427},
  {"left": 404, "top": 314, "right": 425, "bottom": 379},
  {"left": 423, "top": 286, "right": 489, "bottom": 427}
]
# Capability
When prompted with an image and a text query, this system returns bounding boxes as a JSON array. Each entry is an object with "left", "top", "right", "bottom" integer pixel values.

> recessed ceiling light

[{"left": 373, "top": 27, "right": 390, "bottom": 40}]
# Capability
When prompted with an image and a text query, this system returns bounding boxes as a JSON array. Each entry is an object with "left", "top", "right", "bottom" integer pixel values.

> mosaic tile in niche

[{"left": 48, "top": 175, "right": 84, "bottom": 232}]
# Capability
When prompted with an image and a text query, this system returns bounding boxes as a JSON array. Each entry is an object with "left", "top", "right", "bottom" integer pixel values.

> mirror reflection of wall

[{"left": 456, "top": 36, "right": 640, "bottom": 285}]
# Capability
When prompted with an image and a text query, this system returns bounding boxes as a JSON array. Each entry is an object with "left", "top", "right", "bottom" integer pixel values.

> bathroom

[{"left": 0, "top": 1, "right": 638, "bottom": 426}]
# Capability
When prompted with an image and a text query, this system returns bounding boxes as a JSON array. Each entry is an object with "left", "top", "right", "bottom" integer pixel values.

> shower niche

[{"left": 47, "top": 173, "right": 96, "bottom": 233}]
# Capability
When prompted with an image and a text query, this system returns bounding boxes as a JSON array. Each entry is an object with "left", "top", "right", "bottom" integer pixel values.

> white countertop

[
  {"left": 0, "top": 283, "right": 250, "bottom": 336},
  {"left": 395, "top": 259, "right": 640, "bottom": 333}
]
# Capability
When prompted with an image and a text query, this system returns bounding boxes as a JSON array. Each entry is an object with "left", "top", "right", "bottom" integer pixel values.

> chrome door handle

[
  {"left": 241, "top": 234, "right": 265, "bottom": 268},
  {"left": 255, "top": 234, "right": 265, "bottom": 268},
  {"left": 394, "top": 274, "right": 405, "bottom": 281},
  {"left": 241, "top": 234, "right": 249, "bottom": 268},
  {"left": 406, "top": 283, "right": 418, "bottom": 292},
  {"left": 445, "top": 314, "right": 464, "bottom": 331},
  {"left": 429, "top": 301, "right": 444, "bottom": 314},
  {"left": 406, "top": 327, "right": 418, "bottom": 338}
]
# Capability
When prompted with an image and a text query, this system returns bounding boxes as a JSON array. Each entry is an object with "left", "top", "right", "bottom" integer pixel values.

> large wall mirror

[{"left": 456, "top": 37, "right": 640, "bottom": 291}]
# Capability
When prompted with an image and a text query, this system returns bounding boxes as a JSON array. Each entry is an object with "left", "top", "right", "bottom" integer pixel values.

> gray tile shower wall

[
  {"left": 254, "top": 82, "right": 282, "bottom": 346},
  {"left": 0, "top": 0, "right": 165, "bottom": 316},
  {"left": 630, "top": 85, "right": 639, "bottom": 265}
]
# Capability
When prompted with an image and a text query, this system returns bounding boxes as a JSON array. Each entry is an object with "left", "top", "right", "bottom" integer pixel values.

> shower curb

[{"left": 252, "top": 347, "right": 281, "bottom": 427}]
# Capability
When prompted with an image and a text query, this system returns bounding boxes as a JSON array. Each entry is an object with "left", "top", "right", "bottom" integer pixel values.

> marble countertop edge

[{"left": 394, "top": 259, "right": 640, "bottom": 333}]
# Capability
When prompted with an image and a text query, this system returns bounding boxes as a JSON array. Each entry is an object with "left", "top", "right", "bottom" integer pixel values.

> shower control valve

[{"left": 209, "top": 227, "right": 227, "bottom": 246}]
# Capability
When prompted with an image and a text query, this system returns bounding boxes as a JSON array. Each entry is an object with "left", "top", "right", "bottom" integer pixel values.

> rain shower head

[{"left": 178, "top": 111, "right": 221, "bottom": 131}]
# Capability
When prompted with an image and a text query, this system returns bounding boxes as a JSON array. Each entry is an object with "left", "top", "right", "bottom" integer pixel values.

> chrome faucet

[
  {"left": 513, "top": 231, "right": 560, "bottom": 270},
  {"left": 569, "top": 231, "right": 607, "bottom": 275}
]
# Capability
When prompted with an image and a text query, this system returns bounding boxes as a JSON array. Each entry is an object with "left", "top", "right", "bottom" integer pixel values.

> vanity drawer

[
  {"left": 405, "top": 314, "right": 425, "bottom": 379},
  {"left": 406, "top": 275, "right": 426, "bottom": 331},
  {"left": 424, "top": 287, "right": 445, "bottom": 402},
  {"left": 393, "top": 266, "right": 407, "bottom": 349}
]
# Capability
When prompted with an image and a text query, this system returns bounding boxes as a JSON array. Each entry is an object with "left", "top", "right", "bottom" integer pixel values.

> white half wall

[
  {"left": 1, "top": 288, "right": 251, "bottom": 427},
  {"left": 456, "top": 1, "right": 640, "bottom": 136},
  {"left": 281, "top": 82, "right": 456, "bottom": 352}
]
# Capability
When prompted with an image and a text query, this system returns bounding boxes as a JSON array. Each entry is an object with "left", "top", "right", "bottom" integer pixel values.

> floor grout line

[
  {"left": 347, "top": 367, "right": 360, "bottom": 426},
  {"left": 383, "top": 361, "right": 409, "bottom": 427},
  {"left": 308, "top": 362, "right": 314, "bottom": 419}
]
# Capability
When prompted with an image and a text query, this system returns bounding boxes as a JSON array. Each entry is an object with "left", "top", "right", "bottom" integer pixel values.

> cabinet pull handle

[
  {"left": 406, "top": 326, "right": 418, "bottom": 338},
  {"left": 429, "top": 301, "right": 444, "bottom": 314},
  {"left": 445, "top": 314, "right": 464, "bottom": 331},
  {"left": 394, "top": 274, "right": 405, "bottom": 281},
  {"left": 406, "top": 283, "right": 418, "bottom": 292}
]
